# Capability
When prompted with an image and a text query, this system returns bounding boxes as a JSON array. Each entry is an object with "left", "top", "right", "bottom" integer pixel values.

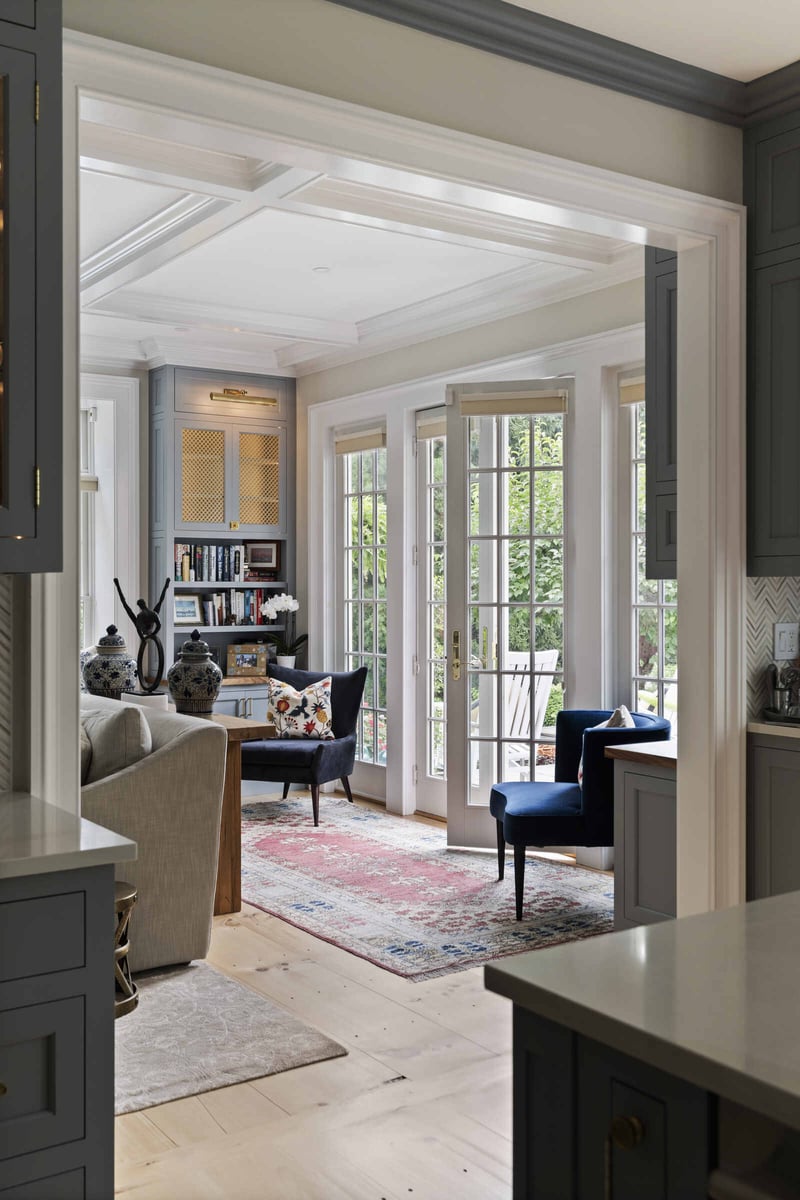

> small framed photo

[
  {"left": 174, "top": 593, "right": 202, "bottom": 626},
  {"left": 227, "top": 642, "right": 268, "bottom": 677},
  {"left": 245, "top": 541, "right": 279, "bottom": 570}
]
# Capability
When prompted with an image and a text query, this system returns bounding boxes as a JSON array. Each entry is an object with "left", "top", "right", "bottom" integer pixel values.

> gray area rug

[{"left": 115, "top": 961, "right": 346, "bottom": 1114}]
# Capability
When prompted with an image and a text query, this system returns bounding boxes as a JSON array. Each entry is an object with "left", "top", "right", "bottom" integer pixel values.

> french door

[{"left": 445, "top": 381, "right": 569, "bottom": 848}]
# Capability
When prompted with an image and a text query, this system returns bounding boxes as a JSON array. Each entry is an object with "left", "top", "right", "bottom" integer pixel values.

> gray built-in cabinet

[
  {"left": 613, "top": 757, "right": 677, "bottom": 929},
  {"left": 644, "top": 247, "right": 678, "bottom": 580},
  {"left": 746, "top": 109, "right": 800, "bottom": 574},
  {"left": 0, "top": 1, "right": 62, "bottom": 572},
  {"left": 149, "top": 366, "right": 296, "bottom": 688},
  {"left": 747, "top": 733, "right": 800, "bottom": 899}
]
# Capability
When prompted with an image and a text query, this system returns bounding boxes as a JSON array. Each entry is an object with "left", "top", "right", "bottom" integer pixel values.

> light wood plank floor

[{"left": 115, "top": 799, "right": 516, "bottom": 1199}]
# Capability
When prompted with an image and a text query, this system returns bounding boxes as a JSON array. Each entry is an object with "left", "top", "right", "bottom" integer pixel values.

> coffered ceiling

[{"left": 79, "top": 95, "right": 642, "bottom": 375}]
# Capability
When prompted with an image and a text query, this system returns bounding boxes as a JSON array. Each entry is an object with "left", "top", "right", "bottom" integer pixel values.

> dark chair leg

[
  {"left": 311, "top": 784, "right": 320, "bottom": 826},
  {"left": 282, "top": 782, "right": 291, "bottom": 799},
  {"left": 340, "top": 776, "right": 354, "bottom": 803},
  {"left": 514, "top": 843, "right": 526, "bottom": 921},
  {"left": 496, "top": 820, "right": 505, "bottom": 881}
]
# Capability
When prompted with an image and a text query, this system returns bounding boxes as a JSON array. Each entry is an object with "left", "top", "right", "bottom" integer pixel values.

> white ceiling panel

[
  {"left": 121, "top": 208, "right": 532, "bottom": 323},
  {"left": 80, "top": 172, "right": 187, "bottom": 259},
  {"left": 503, "top": 0, "right": 800, "bottom": 81},
  {"left": 80, "top": 311, "right": 290, "bottom": 352}
]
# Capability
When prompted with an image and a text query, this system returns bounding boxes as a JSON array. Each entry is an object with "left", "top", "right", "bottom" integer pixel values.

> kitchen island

[{"left": 486, "top": 889, "right": 800, "bottom": 1197}]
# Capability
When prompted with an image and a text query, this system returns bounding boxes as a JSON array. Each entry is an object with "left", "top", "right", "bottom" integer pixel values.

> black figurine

[{"left": 113, "top": 576, "right": 171, "bottom": 695}]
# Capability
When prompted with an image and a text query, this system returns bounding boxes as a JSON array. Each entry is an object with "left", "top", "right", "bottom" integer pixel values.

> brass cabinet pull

[
  {"left": 451, "top": 631, "right": 461, "bottom": 681},
  {"left": 0, "top": 1083, "right": 7, "bottom": 1097},
  {"left": 605, "top": 1116, "right": 645, "bottom": 1198}
]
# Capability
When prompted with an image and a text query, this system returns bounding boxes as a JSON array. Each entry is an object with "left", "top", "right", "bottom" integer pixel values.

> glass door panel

[
  {"left": 415, "top": 429, "right": 447, "bottom": 817},
  {"left": 447, "top": 386, "right": 567, "bottom": 847}
]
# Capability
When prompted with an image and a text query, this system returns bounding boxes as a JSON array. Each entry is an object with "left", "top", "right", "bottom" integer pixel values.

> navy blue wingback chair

[
  {"left": 490, "top": 709, "right": 671, "bottom": 919},
  {"left": 242, "top": 664, "right": 368, "bottom": 826}
]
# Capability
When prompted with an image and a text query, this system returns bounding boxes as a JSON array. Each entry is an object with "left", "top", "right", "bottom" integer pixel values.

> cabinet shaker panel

[
  {"left": 645, "top": 247, "right": 677, "bottom": 580},
  {"left": 755, "top": 125, "right": 800, "bottom": 255},
  {"left": 748, "top": 739, "right": 800, "bottom": 899}
]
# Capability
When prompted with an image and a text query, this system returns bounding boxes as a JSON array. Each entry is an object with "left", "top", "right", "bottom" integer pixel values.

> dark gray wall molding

[{"left": 329, "top": 0, "right": 800, "bottom": 128}]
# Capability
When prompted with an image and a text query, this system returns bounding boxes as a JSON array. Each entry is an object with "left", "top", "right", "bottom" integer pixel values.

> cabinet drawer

[
  {"left": 1, "top": 2, "right": 36, "bottom": 29},
  {"left": 175, "top": 367, "right": 290, "bottom": 420},
  {"left": 0, "top": 893, "right": 84, "bottom": 983},
  {"left": 0, "top": 998, "right": 84, "bottom": 1162},
  {"left": 0, "top": 1168, "right": 84, "bottom": 1199}
]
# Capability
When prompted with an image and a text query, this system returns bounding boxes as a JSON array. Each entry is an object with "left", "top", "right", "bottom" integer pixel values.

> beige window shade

[
  {"left": 459, "top": 389, "right": 568, "bottom": 417},
  {"left": 619, "top": 379, "right": 645, "bottom": 406},
  {"left": 334, "top": 427, "right": 387, "bottom": 455},
  {"left": 415, "top": 406, "right": 447, "bottom": 439}
]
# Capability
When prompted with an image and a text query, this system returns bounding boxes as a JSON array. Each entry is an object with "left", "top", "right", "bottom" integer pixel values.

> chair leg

[
  {"left": 514, "top": 843, "right": 526, "bottom": 921},
  {"left": 340, "top": 776, "right": 354, "bottom": 803},
  {"left": 311, "top": 784, "right": 320, "bottom": 826},
  {"left": 496, "top": 820, "right": 505, "bottom": 881},
  {"left": 282, "top": 782, "right": 290, "bottom": 799}
]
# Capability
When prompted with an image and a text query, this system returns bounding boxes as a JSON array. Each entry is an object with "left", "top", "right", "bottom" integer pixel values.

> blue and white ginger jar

[
  {"left": 167, "top": 629, "right": 223, "bottom": 717},
  {"left": 82, "top": 625, "right": 138, "bottom": 699}
]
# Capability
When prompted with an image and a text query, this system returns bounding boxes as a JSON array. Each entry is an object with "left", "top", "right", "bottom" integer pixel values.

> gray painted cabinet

[
  {"left": 0, "top": 864, "right": 115, "bottom": 1198},
  {"left": 747, "top": 733, "right": 800, "bottom": 899},
  {"left": 512, "top": 1009, "right": 713, "bottom": 1198},
  {"left": 644, "top": 247, "right": 677, "bottom": 580},
  {"left": 613, "top": 758, "right": 677, "bottom": 929},
  {"left": 746, "top": 108, "right": 800, "bottom": 574},
  {"left": 0, "top": 2, "right": 62, "bottom": 572},
  {"left": 149, "top": 365, "right": 296, "bottom": 691}
]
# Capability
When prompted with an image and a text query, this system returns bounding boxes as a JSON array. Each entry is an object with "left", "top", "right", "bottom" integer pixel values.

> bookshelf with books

[{"left": 149, "top": 365, "right": 296, "bottom": 717}]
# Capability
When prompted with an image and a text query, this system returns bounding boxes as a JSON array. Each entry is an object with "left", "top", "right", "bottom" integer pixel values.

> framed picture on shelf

[
  {"left": 226, "top": 643, "right": 268, "bottom": 676},
  {"left": 174, "top": 593, "right": 202, "bottom": 626},
  {"left": 245, "top": 541, "right": 279, "bottom": 571}
]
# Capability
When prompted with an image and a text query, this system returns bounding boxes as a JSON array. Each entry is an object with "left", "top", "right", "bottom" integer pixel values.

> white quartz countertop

[
  {"left": 748, "top": 720, "right": 800, "bottom": 739},
  {"left": 0, "top": 793, "right": 136, "bottom": 878},
  {"left": 485, "top": 891, "right": 800, "bottom": 1131}
]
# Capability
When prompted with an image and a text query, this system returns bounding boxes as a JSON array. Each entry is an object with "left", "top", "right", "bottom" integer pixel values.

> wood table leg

[{"left": 214, "top": 737, "right": 242, "bottom": 916}]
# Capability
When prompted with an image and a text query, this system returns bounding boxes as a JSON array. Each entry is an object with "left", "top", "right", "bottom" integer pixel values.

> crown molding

[{"left": 329, "top": 0, "right": 800, "bottom": 128}]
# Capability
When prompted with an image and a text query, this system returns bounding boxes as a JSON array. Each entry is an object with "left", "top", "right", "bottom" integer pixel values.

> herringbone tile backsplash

[{"left": 747, "top": 576, "right": 800, "bottom": 719}]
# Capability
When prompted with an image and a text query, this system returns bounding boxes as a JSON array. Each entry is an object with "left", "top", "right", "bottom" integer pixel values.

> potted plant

[{"left": 259, "top": 593, "right": 307, "bottom": 667}]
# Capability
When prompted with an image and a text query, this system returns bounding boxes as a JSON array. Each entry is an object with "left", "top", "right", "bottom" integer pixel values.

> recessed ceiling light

[{"left": 312, "top": 265, "right": 331, "bottom": 274}]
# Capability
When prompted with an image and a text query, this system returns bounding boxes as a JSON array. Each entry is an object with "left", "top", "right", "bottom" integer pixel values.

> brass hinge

[
  {"left": 34, "top": 467, "right": 40, "bottom": 507},
  {"left": 34, "top": 82, "right": 39, "bottom": 123}
]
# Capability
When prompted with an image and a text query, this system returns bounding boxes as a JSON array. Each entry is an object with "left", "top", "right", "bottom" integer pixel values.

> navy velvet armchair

[
  {"left": 241, "top": 663, "right": 367, "bottom": 825},
  {"left": 490, "top": 708, "right": 671, "bottom": 919}
]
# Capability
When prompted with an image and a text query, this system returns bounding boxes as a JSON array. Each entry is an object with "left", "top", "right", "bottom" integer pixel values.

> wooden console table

[{"left": 211, "top": 714, "right": 275, "bottom": 916}]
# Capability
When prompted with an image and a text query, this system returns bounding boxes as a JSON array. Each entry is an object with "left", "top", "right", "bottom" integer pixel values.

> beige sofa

[{"left": 80, "top": 695, "right": 226, "bottom": 973}]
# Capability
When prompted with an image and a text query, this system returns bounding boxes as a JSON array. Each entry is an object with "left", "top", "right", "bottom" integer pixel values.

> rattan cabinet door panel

[
  {"left": 174, "top": 418, "right": 233, "bottom": 534},
  {"left": 232, "top": 422, "right": 287, "bottom": 537}
]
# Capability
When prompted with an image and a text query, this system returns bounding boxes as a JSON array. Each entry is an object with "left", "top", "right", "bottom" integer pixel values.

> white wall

[{"left": 62, "top": 0, "right": 741, "bottom": 203}]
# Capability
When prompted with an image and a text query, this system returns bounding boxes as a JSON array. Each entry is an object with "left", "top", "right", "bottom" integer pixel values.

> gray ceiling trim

[
  {"left": 330, "top": 0, "right": 800, "bottom": 128},
  {"left": 330, "top": 0, "right": 746, "bottom": 125}
]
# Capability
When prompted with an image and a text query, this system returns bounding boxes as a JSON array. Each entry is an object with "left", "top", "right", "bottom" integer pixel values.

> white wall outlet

[{"left": 774, "top": 622, "right": 800, "bottom": 660}]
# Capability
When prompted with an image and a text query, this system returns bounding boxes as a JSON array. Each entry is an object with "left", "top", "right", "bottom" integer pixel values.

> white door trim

[{"left": 54, "top": 33, "right": 744, "bottom": 909}]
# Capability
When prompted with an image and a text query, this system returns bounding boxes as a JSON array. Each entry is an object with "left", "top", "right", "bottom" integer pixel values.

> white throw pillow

[
  {"left": 577, "top": 705, "right": 635, "bottom": 786},
  {"left": 267, "top": 675, "right": 335, "bottom": 739},
  {"left": 81, "top": 702, "right": 152, "bottom": 784}
]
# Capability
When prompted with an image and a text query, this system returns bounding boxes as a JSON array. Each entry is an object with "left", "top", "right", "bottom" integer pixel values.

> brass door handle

[{"left": 451, "top": 631, "right": 461, "bottom": 680}]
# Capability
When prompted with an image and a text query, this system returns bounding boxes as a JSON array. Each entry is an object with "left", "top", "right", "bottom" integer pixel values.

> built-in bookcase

[{"left": 149, "top": 366, "right": 296, "bottom": 703}]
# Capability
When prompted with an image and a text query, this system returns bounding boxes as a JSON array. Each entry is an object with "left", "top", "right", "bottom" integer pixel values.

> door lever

[{"left": 451, "top": 631, "right": 461, "bottom": 680}]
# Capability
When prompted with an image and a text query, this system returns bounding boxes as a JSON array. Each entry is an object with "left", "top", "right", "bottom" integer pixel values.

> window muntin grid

[
  {"left": 423, "top": 435, "right": 447, "bottom": 780},
  {"left": 631, "top": 401, "right": 678, "bottom": 728},
  {"left": 343, "top": 447, "right": 388, "bottom": 765},
  {"left": 467, "top": 413, "right": 565, "bottom": 790}
]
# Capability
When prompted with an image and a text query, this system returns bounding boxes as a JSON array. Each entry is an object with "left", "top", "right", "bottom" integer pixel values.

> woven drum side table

[{"left": 114, "top": 881, "right": 139, "bottom": 1019}]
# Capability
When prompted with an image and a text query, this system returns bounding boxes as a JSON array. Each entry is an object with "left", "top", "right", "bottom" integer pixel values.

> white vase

[{"left": 276, "top": 655, "right": 296, "bottom": 668}]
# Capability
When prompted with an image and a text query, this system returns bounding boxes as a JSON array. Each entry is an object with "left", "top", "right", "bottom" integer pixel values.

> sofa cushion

[
  {"left": 81, "top": 701, "right": 152, "bottom": 784},
  {"left": 79, "top": 723, "right": 93, "bottom": 784}
]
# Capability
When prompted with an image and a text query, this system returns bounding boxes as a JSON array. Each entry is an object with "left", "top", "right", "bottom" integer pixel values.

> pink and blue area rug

[{"left": 241, "top": 796, "right": 613, "bottom": 981}]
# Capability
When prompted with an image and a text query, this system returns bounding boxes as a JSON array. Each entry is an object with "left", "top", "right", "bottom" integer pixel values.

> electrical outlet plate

[{"left": 774, "top": 622, "right": 800, "bottom": 660}]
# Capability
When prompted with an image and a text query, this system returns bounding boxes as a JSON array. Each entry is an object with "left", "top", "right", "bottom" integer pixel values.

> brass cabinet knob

[
  {"left": 610, "top": 1115, "right": 645, "bottom": 1150},
  {"left": 0, "top": 1083, "right": 7, "bottom": 1097}
]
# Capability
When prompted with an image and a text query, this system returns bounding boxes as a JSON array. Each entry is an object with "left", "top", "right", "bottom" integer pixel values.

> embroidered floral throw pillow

[{"left": 267, "top": 675, "right": 335, "bottom": 739}]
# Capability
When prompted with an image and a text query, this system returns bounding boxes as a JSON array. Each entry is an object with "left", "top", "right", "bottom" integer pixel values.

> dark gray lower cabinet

[
  {"left": 748, "top": 733, "right": 800, "bottom": 899},
  {"left": 0, "top": 866, "right": 114, "bottom": 1199},
  {"left": 613, "top": 760, "right": 676, "bottom": 929},
  {"left": 513, "top": 1010, "right": 714, "bottom": 1198}
]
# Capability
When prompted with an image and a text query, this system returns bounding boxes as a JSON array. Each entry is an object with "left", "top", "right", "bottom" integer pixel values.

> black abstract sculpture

[{"left": 113, "top": 576, "right": 171, "bottom": 695}]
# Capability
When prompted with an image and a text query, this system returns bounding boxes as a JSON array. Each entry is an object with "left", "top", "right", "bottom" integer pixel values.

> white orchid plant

[{"left": 259, "top": 593, "right": 307, "bottom": 658}]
